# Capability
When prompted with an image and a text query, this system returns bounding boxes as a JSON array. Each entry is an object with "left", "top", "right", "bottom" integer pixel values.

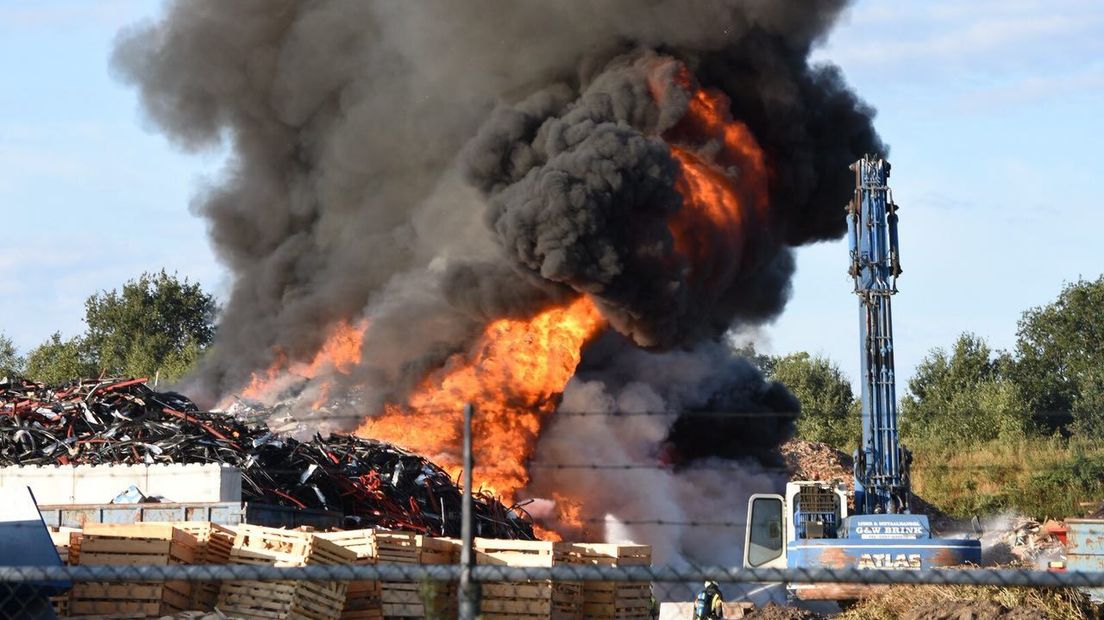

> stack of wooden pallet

[
  {"left": 38, "top": 520, "right": 658, "bottom": 620},
  {"left": 376, "top": 532, "right": 459, "bottom": 619},
  {"left": 217, "top": 524, "right": 357, "bottom": 620},
  {"left": 47, "top": 527, "right": 80, "bottom": 618},
  {"left": 416, "top": 535, "right": 460, "bottom": 619},
  {"left": 174, "top": 521, "right": 236, "bottom": 611},
  {"left": 317, "top": 530, "right": 383, "bottom": 620},
  {"left": 573, "top": 544, "right": 652, "bottom": 620},
  {"left": 70, "top": 523, "right": 199, "bottom": 618},
  {"left": 476, "top": 539, "right": 583, "bottom": 620},
  {"left": 59, "top": 527, "right": 83, "bottom": 565}
]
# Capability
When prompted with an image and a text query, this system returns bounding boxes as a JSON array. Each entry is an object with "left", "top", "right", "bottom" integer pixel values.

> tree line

[
  {"left": 0, "top": 271, "right": 216, "bottom": 384},
  {"left": 750, "top": 276, "right": 1104, "bottom": 450}
]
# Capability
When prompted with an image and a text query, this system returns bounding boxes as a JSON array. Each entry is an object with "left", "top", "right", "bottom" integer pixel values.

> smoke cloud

[
  {"left": 462, "top": 36, "right": 883, "bottom": 346},
  {"left": 528, "top": 341, "right": 791, "bottom": 580},
  {"left": 113, "top": 0, "right": 880, "bottom": 401},
  {"left": 113, "top": 0, "right": 880, "bottom": 571}
]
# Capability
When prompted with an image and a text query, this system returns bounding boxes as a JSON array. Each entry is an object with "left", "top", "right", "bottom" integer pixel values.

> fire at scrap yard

[{"left": 2, "top": 0, "right": 1103, "bottom": 618}]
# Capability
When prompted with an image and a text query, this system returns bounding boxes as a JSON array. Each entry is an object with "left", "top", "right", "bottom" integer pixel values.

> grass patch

[{"left": 910, "top": 436, "right": 1104, "bottom": 520}]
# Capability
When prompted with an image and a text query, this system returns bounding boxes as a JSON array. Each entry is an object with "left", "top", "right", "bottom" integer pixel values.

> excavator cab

[{"left": 743, "top": 482, "right": 848, "bottom": 569}]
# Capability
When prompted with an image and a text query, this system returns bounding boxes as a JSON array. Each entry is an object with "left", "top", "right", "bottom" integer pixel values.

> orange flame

[
  {"left": 239, "top": 319, "right": 367, "bottom": 404},
  {"left": 533, "top": 526, "right": 563, "bottom": 542},
  {"left": 241, "top": 350, "right": 287, "bottom": 400},
  {"left": 647, "top": 59, "right": 770, "bottom": 284},
  {"left": 302, "top": 319, "right": 364, "bottom": 376},
  {"left": 356, "top": 296, "right": 605, "bottom": 503},
  {"left": 668, "top": 147, "right": 746, "bottom": 270}
]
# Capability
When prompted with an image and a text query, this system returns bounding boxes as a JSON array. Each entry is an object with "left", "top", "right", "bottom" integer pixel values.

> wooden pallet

[
  {"left": 49, "top": 526, "right": 81, "bottom": 565},
  {"left": 581, "top": 593, "right": 652, "bottom": 620},
  {"left": 71, "top": 525, "right": 199, "bottom": 618},
  {"left": 480, "top": 581, "right": 582, "bottom": 616},
  {"left": 475, "top": 539, "right": 581, "bottom": 567},
  {"left": 48, "top": 531, "right": 71, "bottom": 620},
  {"left": 69, "top": 530, "right": 83, "bottom": 566},
  {"left": 380, "top": 581, "right": 455, "bottom": 618},
  {"left": 572, "top": 544, "right": 651, "bottom": 567},
  {"left": 173, "top": 521, "right": 236, "bottom": 610},
  {"left": 218, "top": 526, "right": 355, "bottom": 620},
  {"left": 317, "top": 531, "right": 383, "bottom": 620},
  {"left": 572, "top": 544, "right": 652, "bottom": 620},
  {"left": 374, "top": 531, "right": 419, "bottom": 564},
  {"left": 581, "top": 583, "right": 652, "bottom": 602},
  {"left": 174, "top": 521, "right": 236, "bottom": 562},
  {"left": 218, "top": 580, "right": 347, "bottom": 620},
  {"left": 476, "top": 539, "right": 582, "bottom": 620},
  {"left": 316, "top": 530, "right": 377, "bottom": 559},
  {"left": 417, "top": 536, "right": 458, "bottom": 565},
  {"left": 376, "top": 535, "right": 458, "bottom": 618},
  {"left": 232, "top": 525, "right": 358, "bottom": 566}
]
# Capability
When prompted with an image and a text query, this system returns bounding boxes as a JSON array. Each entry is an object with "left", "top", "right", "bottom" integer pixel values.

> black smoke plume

[
  {"left": 463, "top": 41, "right": 884, "bottom": 346},
  {"left": 112, "top": 0, "right": 880, "bottom": 408}
]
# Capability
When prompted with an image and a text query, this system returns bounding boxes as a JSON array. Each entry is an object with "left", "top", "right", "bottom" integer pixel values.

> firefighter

[{"left": 693, "top": 581, "right": 723, "bottom": 620}]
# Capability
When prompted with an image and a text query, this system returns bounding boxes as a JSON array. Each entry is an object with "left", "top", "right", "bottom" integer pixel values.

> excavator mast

[{"left": 846, "top": 156, "right": 909, "bottom": 515}]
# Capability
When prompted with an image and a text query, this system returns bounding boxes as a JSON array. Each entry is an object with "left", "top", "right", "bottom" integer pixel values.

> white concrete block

[{"left": 0, "top": 464, "right": 242, "bottom": 504}]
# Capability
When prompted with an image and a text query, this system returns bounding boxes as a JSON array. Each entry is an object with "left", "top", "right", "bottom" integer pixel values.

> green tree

[
  {"left": 1010, "top": 277, "right": 1104, "bottom": 436},
  {"left": 83, "top": 271, "right": 217, "bottom": 382},
  {"left": 901, "top": 333, "right": 1029, "bottom": 444},
  {"left": 0, "top": 332, "right": 24, "bottom": 378},
  {"left": 769, "top": 352, "right": 861, "bottom": 452},
  {"left": 23, "top": 332, "right": 96, "bottom": 384},
  {"left": 729, "top": 341, "right": 775, "bottom": 375}
]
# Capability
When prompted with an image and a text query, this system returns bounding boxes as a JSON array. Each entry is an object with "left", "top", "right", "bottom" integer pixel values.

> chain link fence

[
  {"left": 2, "top": 563, "right": 1104, "bottom": 619},
  {"left": 3, "top": 391, "right": 1104, "bottom": 618}
]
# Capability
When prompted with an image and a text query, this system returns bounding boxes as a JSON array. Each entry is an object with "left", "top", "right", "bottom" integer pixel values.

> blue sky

[
  {"left": 0, "top": 0, "right": 225, "bottom": 353},
  {"left": 1, "top": 0, "right": 1102, "bottom": 391}
]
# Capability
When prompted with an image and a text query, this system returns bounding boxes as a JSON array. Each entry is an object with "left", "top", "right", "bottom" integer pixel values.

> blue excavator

[{"left": 741, "top": 156, "right": 981, "bottom": 600}]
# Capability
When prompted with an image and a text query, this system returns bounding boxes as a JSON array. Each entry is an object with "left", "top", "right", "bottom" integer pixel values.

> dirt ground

[
  {"left": 898, "top": 599, "right": 1047, "bottom": 620},
  {"left": 746, "top": 603, "right": 826, "bottom": 619}
]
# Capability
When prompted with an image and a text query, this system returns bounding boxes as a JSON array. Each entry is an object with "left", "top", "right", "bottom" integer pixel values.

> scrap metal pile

[
  {"left": 0, "top": 377, "right": 534, "bottom": 539},
  {"left": 981, "top": 516, "right": 1067, "bottom": 566}
]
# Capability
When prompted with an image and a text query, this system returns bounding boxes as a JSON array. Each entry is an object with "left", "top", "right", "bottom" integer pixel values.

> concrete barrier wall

[{"left": 0, "top": 464, "right": 241, "bottom": 504}]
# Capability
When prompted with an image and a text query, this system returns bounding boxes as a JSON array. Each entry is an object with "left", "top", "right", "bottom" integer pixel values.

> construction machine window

[
  {"left": 747, "top": 496, "right": 784, "bottom": 567},
  {"left": 795, "top": 485, "right": 840, "bottom": 539}
]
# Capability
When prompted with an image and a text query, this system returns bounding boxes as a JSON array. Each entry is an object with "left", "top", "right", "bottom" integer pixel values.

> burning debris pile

[{"left": 0, "top": 377, "right": 533, "bottom": 539}]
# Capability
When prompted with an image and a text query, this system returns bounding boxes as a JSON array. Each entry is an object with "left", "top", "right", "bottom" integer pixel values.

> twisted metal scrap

[{"left": 0, "top": 377, "right": 533, "bottom": 539}]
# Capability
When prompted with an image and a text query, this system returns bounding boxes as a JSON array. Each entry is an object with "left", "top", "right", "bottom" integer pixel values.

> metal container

[
  {"left": 38, "top": 501, "right": 342, "bottom": 530},
  {"left": 1064, "top": 518, "right": 1104, "bottom": 602}
]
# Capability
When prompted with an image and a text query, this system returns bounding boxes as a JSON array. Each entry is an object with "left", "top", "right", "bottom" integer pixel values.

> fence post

[{"left": 458, "top": 403, "right": 479, "bottom": 620}]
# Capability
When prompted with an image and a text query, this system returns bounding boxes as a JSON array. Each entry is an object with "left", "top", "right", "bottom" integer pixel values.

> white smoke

[{"left": 525, "top": 343, "right": 787, "bottom": 570}]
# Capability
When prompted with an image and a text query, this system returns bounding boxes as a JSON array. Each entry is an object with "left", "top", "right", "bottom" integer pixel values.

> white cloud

[
  {"left": 956, "top": 64, "right": 1104, "bottom": 111},
  {"left": 816, "top": 0, "right": 1103, "bottom": 69}
]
